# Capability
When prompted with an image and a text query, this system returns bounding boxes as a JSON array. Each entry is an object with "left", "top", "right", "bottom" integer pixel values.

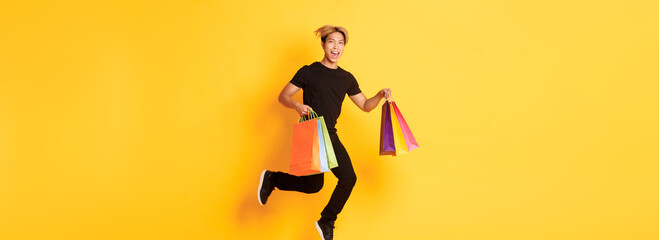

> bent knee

[
  {"left": 339, "top": 174, "right": 357, "bottom": 187},
  {"left": 304, "top": 180, "right": 324, "bottom": 193}
]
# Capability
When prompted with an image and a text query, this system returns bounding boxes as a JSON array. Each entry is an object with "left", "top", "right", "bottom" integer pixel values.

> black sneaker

[
  {"left": 257, "top": 170, "right": 275, "bottom": 206},
  {"left": 315, "top": 220, "right": 335, "bottom": 240}
]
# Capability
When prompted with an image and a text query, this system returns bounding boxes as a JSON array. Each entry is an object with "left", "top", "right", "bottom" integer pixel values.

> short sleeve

[
  {"left": 289, "top": 66, "right": 307, "bottom": 88},
  {"left": 347, "top": 73, "right": 361, "bottom": 96}
]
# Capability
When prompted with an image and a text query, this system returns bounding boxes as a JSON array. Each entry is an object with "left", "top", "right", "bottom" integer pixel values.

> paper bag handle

[{"left": 299, "top": 109, "right": 319, "bottom": 122}]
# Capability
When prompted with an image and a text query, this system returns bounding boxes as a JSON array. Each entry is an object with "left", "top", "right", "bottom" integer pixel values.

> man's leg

[
  {"left": 320, "top": 134, "right": 357, "bottom": 222},
  {"left": 272, "top": 172, "right": 324, "bottom": 193},
  {"left": 259, "top": 170, "right": 324, "bottom": 205}
]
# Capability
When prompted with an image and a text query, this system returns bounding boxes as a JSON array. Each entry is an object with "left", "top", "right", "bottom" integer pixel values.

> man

[{"left": 258, "top": 25, "right": 390, "bottom": 240}]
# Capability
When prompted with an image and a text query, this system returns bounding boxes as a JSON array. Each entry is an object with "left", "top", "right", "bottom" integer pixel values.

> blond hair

[{"left": 314, "top": 25, "right": 349, "bottom": 45}]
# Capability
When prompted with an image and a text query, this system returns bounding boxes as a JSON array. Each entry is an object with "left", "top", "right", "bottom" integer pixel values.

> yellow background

[{"left": 1, "top": 0, "right": 658, "bottom": 239}]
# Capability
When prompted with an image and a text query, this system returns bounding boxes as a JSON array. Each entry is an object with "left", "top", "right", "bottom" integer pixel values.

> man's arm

[
  {"left": 279, "top": 82, "right": 312, "bottom": 116},
  {"left": 349, "top": 88, "right": 391, "bottom": 112}
]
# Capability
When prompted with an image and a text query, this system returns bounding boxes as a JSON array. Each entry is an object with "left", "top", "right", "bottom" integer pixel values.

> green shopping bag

[{"left": 318, "top": 115, "right": 338, "bottom": 169}]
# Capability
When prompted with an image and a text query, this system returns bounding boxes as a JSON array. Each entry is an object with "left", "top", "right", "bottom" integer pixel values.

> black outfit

[
  {"left": 290, "top": 62, "right": 361, "bottom": 133},
  {"left": 272, "top": 62, "right": 362, "bottom": 222}
]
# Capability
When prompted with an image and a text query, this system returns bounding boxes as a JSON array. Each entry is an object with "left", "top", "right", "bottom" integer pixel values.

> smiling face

[{"left": 321, "top": 31, "right": 346, "bottom": 66}]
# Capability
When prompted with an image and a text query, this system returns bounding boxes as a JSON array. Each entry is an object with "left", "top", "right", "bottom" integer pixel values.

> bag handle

[
  {"left": 299, "top": 109, "right": 319, "bottom": 122},
  {"left": 384, "top": 91, "right": 393, "bottom": 102}
]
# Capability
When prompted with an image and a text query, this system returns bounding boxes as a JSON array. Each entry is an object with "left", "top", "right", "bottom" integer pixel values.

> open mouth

[{"left": 331, "top": 51, "right": 340, "bottom": 58}]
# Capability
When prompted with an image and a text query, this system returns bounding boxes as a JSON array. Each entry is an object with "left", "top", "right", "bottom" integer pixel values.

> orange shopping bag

[{"left": 289, "top": 113, "right": 321, "bottom": 176}]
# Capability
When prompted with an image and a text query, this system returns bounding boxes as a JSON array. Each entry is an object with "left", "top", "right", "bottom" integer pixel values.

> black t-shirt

[{"left": 290, "top": 62, "right": 362, "bottom": 133}]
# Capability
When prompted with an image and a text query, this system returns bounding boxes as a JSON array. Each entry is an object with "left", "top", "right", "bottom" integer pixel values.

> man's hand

[
  {"left": 294, "top": 102, "right": 313, "bottom": 116},
  {"left": 380, "top": 88, "right": 392, "bottom": 99}
]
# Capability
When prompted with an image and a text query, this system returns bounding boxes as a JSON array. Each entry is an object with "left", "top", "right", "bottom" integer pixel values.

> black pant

[{"left": 272, "top": 133, "right": 356, "bottom": 222}]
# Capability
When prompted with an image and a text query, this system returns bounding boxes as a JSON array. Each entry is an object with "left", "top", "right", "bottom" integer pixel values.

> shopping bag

[
  {"left": 379, "top": 92, "right": 419, "bottom": 156},
  {"left": 390, "top": 101, "right": 409, "bottom": 156},
  {"left": 318, "top": 116, "right": 339, "bottom": 169},
  {"left": 289, "top": 114, "right": 321, "bottom": 176},
  {"left": 391, "top": 101, "right": 419, "bottom": 151},
  {"left": 317, "top": 118, "right": 329, "bottom": 172},
  {"left": 379, "top": 99, "right": 396, "bottom": 155}
]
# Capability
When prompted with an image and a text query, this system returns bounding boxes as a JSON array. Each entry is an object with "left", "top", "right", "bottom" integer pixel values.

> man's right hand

[{"left": 294, "top": 103, "right": 313, "bottom": 116}]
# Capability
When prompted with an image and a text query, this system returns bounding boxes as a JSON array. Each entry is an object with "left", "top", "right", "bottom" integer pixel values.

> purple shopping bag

[{"left": 379, "top": 100, "right": 396, "bottom": 155}]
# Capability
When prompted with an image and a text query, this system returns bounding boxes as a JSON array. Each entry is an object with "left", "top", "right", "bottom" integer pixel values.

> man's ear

[{"left": 320, "top": 41, "right": 324, "bottom": 48}]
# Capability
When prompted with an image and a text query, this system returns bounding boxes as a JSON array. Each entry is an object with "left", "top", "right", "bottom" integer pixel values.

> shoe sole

[
  {"left": 315, "top": 221, "right": 325, "bottom": 240},
  {"left": 257, "top": 170, "right": 267, "bottom": 206}
]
